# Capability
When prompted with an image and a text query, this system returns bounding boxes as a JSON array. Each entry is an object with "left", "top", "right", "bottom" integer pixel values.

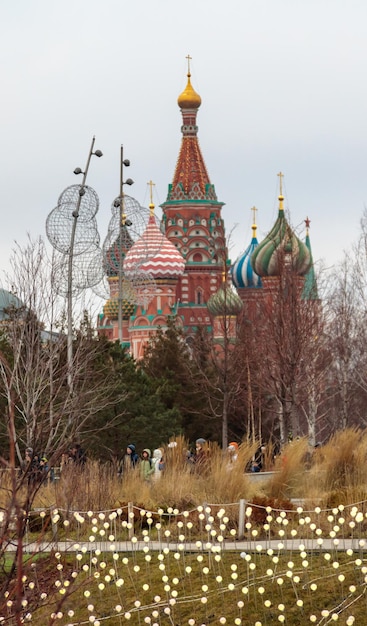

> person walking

[
  {"left": 140, "top": 448, "right": 155, "bottom": 481},
  {"left": 118, "top": 444, "right": 139, "bottom": 478},
  {"left": 226, "top": 442, "right": 239, "bottom": 470},
  {"left": 152, "top": 448, "right": 163, "bottom": 480},
  {"left": 190, "top": 438, "right": 210, "bottom": 475}
]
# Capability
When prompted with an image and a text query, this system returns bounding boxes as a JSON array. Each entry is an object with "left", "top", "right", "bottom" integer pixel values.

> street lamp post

[
  {"left": 67, "top": 137, "right": 102, "bottom": 389},
  {"left": 114, "top": 145, "right": 134, "bottom": 344}
]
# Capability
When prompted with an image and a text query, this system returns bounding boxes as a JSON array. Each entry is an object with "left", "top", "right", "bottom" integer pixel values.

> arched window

[{"left": 196, "top": 288, "right": 204, "bottom": 305}]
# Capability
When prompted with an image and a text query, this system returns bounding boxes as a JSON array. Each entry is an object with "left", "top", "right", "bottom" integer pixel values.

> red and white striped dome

[{"left": 124, "top": 214, "right": 185, "bottom": 278}]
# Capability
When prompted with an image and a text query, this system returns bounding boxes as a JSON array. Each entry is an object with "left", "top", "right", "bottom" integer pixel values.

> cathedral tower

[{"left": 161, "top": 57, "right": 228, "bottom": 337}]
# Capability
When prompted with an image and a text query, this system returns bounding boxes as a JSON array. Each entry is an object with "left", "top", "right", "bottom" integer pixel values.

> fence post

[
  {"left": 128, "top": 502, "right": 134, "bottom": 540},
  {"left": 51, "top": 512, "right": 58, "bottom": 546},
  {"left": 238, "top": 499, "right": 246, "bottom": 540}
]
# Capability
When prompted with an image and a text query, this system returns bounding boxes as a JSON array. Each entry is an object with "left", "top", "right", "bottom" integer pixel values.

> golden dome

[
  {"left": 177, "top": 73, "right": 201, "bottom": 110},
  {"left": 103, "top": 298, "right": 135, "bottom": 320}
]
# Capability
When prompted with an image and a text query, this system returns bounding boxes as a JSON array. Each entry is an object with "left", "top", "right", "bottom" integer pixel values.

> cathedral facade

[{"left": 98, "top": 65, "right": 316, "bottom": 362}]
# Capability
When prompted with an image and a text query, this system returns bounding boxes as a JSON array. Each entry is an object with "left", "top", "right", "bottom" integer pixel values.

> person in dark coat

[
  {"left": 118, "top": 444, "right": 139, "bottom": 477},
  {"left": 189, "top": 438, "right": 210, "bottom": 474},
  {"left": 69, "top": 444, "right": 86, "bottom": 466}
]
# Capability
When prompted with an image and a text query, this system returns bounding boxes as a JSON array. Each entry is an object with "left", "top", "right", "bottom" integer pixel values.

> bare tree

[
  {"left": 323, "top": 237, "right": 367, "bottom": 431},
  {"left": 253, "top": 249, "right": 324, "bottom": 447},
  {"left": 0, "top": 237, "right": 123, "bottom": 623}
]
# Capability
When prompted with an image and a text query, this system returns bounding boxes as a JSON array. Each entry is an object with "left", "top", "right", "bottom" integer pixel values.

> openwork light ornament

[
  {"left": 46, "top": 209, "right": 100, "bottom": 256},
  {"left": 54, "top": 244, "right": 104, "bottom": 296},
  {"left": 57, "top": 184, "right": 99, "bottom": 221},
  {"left": 102, "top": 195, "right": 164, "bottom": 275},
  {"left": 124, "top": 269, "right": 155, "bottom": 307},
  {"left": 93, "top": 268, "right": 155, "bottom": 307}
]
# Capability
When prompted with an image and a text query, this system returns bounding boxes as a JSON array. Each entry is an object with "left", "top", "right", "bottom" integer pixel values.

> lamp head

[
  {"left": 125, "top": 178, "right": 134, "bottom": 186},
  {"left": 74, "top": 167, "right": 83, "bottom": 175},
  {"left": 94, "top": 149, "right": 103, "bottom": 158},
  {"left": 123, "top": 159, "right": 130, "bottom": 167}
]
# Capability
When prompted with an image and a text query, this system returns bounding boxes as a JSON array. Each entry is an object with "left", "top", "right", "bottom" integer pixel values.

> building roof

[
  {"left": 124, "top": 207, "right": 185, "bottom": 279},
  {"left": 232, "top": 221, "right": 262, "bottom": 289},
  {"left": 207, "top": 283, "right": 243, "bottom": 317},
  {"left": 164, "top": 69, "right": 217, "bottom": 203},
  {"left": 252, "top": 177, "right": 311, "bottom": 278},
  {"left": 0, "top": 288, "right": 23, "bottom": 321}
]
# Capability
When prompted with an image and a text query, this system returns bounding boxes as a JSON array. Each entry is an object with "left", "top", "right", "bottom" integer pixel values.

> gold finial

[
  {"left": 305, "top": 216, "right": 311, "bottom": 235},
  {"left": 148, "top": 180, "right": 155, "bottom": 215},
  {"left": 186, "top": 54, "right": 192, "bottom": 76},
  {"left": 222, "top": 264, "right": 227, "bottom": 283},
  {"left": 277, "top": 171, "right": 284, "bottom": 211},
  {"left": 251, "top": 206, "right": 258, "bottom": 238},
  {"left": 177, "top": 55, "right": 201, "bottom": 109}
]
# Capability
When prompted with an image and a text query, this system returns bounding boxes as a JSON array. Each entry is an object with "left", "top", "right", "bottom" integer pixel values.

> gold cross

[
  {"left": 147, "top": 180, "right": 155, "bottom": 215},
  {"left": 277, "top": 171, "right": 284, "bottom": 195},
  {"left": 147, "top": 180, "right": 155, "bottom": 204},
  {"left": 186, "top": 54, "right": 192, "bottom": 74},
  {"left": 251, "top": 205, "right": 257, "bottom": 225}
]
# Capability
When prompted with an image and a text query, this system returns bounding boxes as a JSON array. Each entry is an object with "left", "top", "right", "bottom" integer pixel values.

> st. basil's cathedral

[{"left": 97, "top": 63, "right": 317, "bottom": 358}]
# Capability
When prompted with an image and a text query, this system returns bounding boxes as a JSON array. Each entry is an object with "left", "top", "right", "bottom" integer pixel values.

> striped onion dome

[
  {"left": 124, "top": 203, "right": 185, "bottom": 279},
  {"left": 231, "top": 223, "right": 262, "bottom": 289},
  {"left": 252, "top": 185, "right": 311, "bottom": 278},
  {"left": 207, "top": 284, "right": 243, "bottom": 317}
]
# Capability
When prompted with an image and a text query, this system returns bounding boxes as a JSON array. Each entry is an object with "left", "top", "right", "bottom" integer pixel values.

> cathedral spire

[
  {"left": 166, "top": 57, "right": 216, "bottom": 202},
  {"left": 177, "top": 55, "right": 202, "bottom": 111},
  {"left": 277, "top": 171, "right": 285, "bottom": 211},
  {"left": 148, "top": 179, "right": 155, "bottom": 216},
  {"left": 251, "top": 206, "right": 258, "bottom": 240}
]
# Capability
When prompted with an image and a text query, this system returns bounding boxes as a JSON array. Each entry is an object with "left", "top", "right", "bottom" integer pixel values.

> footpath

[{"left": 6, "top": 536, "right": 365, "bottom": 554}]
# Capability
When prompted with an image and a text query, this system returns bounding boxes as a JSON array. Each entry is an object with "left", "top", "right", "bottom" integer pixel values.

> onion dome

[
  {"left": 231, "top": 209, "right": 262, "bottom": 289},
  {"left": 207, "top": 284, "right": 243, "bottom": 317},
  {"left": 251, "top": 174, "right": 312, "bottom": 277},
  {"left": 0, "top": 288, "right": 23, "bottom": 321},
  {"left": 124, "top": 198, "right": 185, "bottom": 279},
  {"left": 104, "top": 226, "right": 134, "bottom": 277},
  {"left": 103, "top": 297, "right": 135, "bottom": 320},
  {"left": 177, "top": 71, "right": 201, "bottom": 110}
]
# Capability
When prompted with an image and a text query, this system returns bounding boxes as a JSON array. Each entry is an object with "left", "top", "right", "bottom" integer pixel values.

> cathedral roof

[
  {"left": 103, "top": 226, "right": 134, "bottom": 277},
  {"left": 231, "top": 214, "right": 262, "bottom": 289},
  {"left": 251, "top": 175, "right": 312, "bottom": 278},
  {"left": 103, "top": 296, "right": 135, "bottom": 321},
  {"left": 124, "top": 204, "right": 185, "bottom": 279},
  {"left": 0, "top": 288, "right": 23, "bottom": 321},
  {"left": 207, "top": 283, "right": 243, "bottom": 317},
  {"left": 177, "top": 72, "right": 202, "bottom": 109},
  {"left": 163, "top": 63, "right": 219, "bottom": 204},
  {"left": 302, "top": 217, "right": 319, "bottom": 300}
]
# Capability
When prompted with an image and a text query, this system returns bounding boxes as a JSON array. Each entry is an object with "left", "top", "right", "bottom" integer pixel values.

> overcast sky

[{"left": 1, "top": 0, "right": 367, "bottom": 288}]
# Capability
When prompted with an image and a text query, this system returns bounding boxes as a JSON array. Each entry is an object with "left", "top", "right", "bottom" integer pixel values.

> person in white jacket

[{"left": 152, "top": 448, "right": 163, "bottom": 480}]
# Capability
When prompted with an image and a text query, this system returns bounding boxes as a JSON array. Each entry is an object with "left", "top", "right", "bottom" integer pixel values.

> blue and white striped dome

[{"left": 231, "top": 225, "right": 262, "bottom": 289}]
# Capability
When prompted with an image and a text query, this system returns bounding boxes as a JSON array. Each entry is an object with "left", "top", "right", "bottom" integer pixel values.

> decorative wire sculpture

[
  {"left": 102, "top": 195, "right": 164, "bottom": 275},
  {"left": 47, "top": 186, "right": 162, "bottom": 307},
  {"left": 47, "top": 149, "right": 163, "bottom": 359},
  {"left": 46, "top": 183, "right": 102, "bottom": 299},
  {"left": 46, "top": 184, "right": 100, "bottom": 257},
  {"left": 94, "top": 194, "right": 163, "bottom": 309},
  {"left": 53, "top": 245, "right": 104, "bottom": 297},
  {"left": 57, "top": 184, "right": 100, "bottom": 220}
]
